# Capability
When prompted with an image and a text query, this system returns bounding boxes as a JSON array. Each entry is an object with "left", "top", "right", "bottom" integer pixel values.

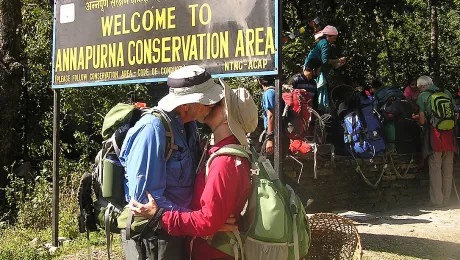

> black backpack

[{"left": 373, "top": 86, "right": 414, "bottom": 120}]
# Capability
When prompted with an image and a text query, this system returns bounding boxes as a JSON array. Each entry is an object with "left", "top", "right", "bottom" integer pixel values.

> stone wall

[{"left": 282, "top": 147, "right": 460, "bottom": 213}]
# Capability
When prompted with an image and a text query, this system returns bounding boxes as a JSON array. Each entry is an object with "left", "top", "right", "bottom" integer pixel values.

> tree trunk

[
  {"left": 429, "top": 0, "right": 440, "bottom": 81},
  {"left": 373, "top": 10, "right": 396, "bottom": 85},
  {"left": 0, "top": 1, "right": 24, "bottom": 174},
  {"left": 383, "top": 38, "right": 397, "bottom": 85}
]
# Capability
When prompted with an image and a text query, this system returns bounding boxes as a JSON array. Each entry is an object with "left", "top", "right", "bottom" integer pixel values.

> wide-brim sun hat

[
  {"left": 158, "top": 65, "right": 225, "bottom": 112},
  {"left": 219, "top": 79, "right": 258, "bottom": 147}
]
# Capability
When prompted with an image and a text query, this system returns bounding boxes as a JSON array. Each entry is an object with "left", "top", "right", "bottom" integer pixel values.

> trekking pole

[
  {"left": 453, "top": 178, "right": 460, "bottom": 205},
  {"left": 288, "top": 155, "right": 304, "bottom": 183}
]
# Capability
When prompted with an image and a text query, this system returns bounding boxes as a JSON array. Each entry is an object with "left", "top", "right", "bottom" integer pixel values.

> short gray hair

[{"left": 417, "top": 76, "right": 433, "bottom": 89}]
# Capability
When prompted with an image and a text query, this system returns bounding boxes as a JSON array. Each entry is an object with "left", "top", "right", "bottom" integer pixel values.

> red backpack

[{"left": 282, "top": 89, "right": 312, "bottom": 139}]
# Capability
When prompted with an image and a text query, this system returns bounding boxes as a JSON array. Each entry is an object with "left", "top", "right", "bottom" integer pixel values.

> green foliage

[
  {"left": 0, "top": 228, "right": 52, "bottom": 260},
  {"left": 16, "top": 175, "right": 52, "bottom": 229},
  {"left": 281, "top": 0, "right": 460, "bottom": 88},
  {"left": 3, "top": 160, "right": 79, "bottom": 232},
  {"left": 0, "top": 226, "right": 123, "bottom": 260},
  {"left": 4, "top": 163, "right": 47, "bottom": 228},
  {"left": 0, "top": 158, "right": 124, "bottom": 258},
  {"left": 438, "top": 1, "right": 460, "bottom": 87},
  {"left": 224, "top": 76, "right": 262, "bottom": 106},
  {"left": 4, "top": 171, "right": 28, "bottom": 209},
  {"left": 57, "top": 160, "right": 90, "bottom": 239},
  {"left": 22, "top": 0, "right": 54, "bottom": 164}
]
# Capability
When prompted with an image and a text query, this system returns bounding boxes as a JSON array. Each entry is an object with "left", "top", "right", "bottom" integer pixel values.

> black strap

[
  {"left": 138, "top": 208, "right": 165, "bottom": 241},
  {"left": 265, "top": 131, "right": 274, "bottom": 141}
]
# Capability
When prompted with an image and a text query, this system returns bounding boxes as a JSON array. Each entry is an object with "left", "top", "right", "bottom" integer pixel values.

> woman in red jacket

[{"left": 130, "top": 79, "right": 258, "bottom": 260}]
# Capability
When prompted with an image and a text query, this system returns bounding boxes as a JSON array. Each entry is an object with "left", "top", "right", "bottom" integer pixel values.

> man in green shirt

[{"left": 416, "top": 76, "right": 456, "bottom": 207}]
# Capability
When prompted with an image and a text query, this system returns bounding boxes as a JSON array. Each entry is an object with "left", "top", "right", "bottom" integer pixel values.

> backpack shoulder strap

[
  {"left": 355, "top": 94, "right": 368, "bottom": 130},
  {"left": 142, "top": 107, "right": 179, "bottom": 161},
  {"left": 109, "top": 134, "right": 122, "bottom": 158},
  {"left": 205, "top": 144, "right": 251, "bottom": 183},
  {"left": 424, "top": 89, "right": 437, "bottom": 114},
  {"left": 77, "top": 171, "right": 98, "bottom": 237}
]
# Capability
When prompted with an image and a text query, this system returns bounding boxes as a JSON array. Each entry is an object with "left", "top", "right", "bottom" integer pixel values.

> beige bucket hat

[{"left": 219, "top": 79, "right": 258, "bottom": 147}]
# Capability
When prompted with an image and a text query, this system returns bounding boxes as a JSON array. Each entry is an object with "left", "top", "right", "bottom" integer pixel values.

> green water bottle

[{"left": 102, "top": 155, "right": 125, "bottom": 207}]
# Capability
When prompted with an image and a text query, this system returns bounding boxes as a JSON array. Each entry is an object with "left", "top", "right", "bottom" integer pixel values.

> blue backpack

[{"left": 342, "top": 94, "right": 386, "bottom": 158}]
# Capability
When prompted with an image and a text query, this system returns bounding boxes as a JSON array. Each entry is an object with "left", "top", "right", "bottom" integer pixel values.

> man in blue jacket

[
  {"left": 120, "top": 65, "right": 225, "bottom": 260},
  {"left": 258, "top": 75, "right": 276, "bottom": 156}
]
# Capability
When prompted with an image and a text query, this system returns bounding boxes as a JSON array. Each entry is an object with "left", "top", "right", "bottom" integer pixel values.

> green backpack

[
  {"left": 427, "top": 89, "right": 455, "bottom": 130},
  {"left": 77, "top": 103, "right": 177, "bottom": 259},
  {"left": 204, "top": 144, "right": 310, "bottom": 260}
]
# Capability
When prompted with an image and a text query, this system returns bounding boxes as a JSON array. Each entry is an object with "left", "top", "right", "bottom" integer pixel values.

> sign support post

[
  {"left": 274, "top": 0, "right": 284, "bottom": 181},
  {"left": 274, "top": 77, "right": 283, "bottom": 181},
  {"left": 52, "top": 89, "right": 60, "bottom": 247}
]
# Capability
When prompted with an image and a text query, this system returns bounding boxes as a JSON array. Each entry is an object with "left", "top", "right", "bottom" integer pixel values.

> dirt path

[
  {"left": 57, "top": 206, "right": 460, "bottom": 260},
  {"left": 338, "top": 205, "right": 460, "bottom": 260}
]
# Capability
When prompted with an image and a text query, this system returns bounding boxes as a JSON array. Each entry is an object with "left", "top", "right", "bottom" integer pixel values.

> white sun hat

[{"left": 158, "top": 65, "right": 225, "bottom": 112}]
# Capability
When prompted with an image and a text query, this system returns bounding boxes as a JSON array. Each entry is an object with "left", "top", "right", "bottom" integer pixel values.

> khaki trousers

[{"left": 428, "top": 151, "right": 454, "bottom": 205}]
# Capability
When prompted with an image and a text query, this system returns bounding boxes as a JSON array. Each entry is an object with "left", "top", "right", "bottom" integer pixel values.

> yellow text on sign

[
  {"left": 54, "top": 27, "right": 275, "bottom": 72},
  {"left": 101, "top": 8, "right": 176, "bottom": 37}
]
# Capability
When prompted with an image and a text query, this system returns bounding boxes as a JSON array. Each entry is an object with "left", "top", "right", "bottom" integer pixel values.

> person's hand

[
  {"left": 282, "top": 84, "right": 293, "bottom": 92},
  {"left": 131, "top": 191, "right": 158, "bottom": 218},
  {"left": 332, "top": 57, "right": 346, "bottom": 69},
  {"left": 412, "top": 113, "right": 420, "bottom": 120},
  {"left": 265, "top": 140, "right": 274, "bottom": 154},
  {"left": 218, "top": 215, "right": 238, "bottom": 232}
]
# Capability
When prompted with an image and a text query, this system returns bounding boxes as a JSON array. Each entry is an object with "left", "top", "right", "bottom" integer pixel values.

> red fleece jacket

[{"left": 161, "top": 135, "right": 251, "bottom": 260}]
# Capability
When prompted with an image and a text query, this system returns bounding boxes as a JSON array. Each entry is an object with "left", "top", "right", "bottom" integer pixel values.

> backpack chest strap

[{"left": 205, "top": 144, "right": 251, "bottom": 183}]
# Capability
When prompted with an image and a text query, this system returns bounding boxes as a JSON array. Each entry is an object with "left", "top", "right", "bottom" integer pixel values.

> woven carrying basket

[{"left": 306, "top": 213, "right": 362, "bottom": 260}]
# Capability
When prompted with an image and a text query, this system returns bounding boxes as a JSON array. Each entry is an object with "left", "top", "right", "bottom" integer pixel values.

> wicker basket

[{"left": 306, "top": 213, "right": 362, "bottom": 260}]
